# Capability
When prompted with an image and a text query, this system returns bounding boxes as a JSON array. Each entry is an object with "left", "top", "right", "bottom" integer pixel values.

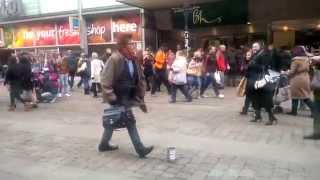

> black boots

[
  {"left": 138, "top": 146, "right": 154, "bottom": 158},
  {"left": 98, "top": 143, "right": 119, "bottom": 152}
]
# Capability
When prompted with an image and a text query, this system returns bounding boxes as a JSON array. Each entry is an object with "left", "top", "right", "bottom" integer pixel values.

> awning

[{"left": 116, "top": 0, "right": 222, "bottom": 10}]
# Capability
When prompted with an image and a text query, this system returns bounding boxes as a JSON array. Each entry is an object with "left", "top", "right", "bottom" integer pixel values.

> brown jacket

[
  {"left": 289, "top": 56, "right": 311, "bottom": 99},
  {"left": 101, "top": 51, "right": 146, "bottom": 107}
]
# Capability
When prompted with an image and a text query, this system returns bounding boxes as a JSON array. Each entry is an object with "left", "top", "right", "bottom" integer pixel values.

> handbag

[
  {"left": 237, "top": 77, "right": 247, "bottom": 97},
  {"left": 311, "top": 69, "right": 320, "bottom": 90},
  {"left": 102, "top": 106, "right": 132, "bottom": 129}
]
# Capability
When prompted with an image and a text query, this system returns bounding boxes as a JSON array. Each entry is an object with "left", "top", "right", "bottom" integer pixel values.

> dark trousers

[
  {"left": 91, "top": 83, "right": 101, "bottom": 97},
  {"left": 242, "top": 95, "right": 251, "bottom": 113},
  {"left": 313, "top": 100, "right": 320, "bottom": 134},
  {"left": 151, "top": 69, "right": 171, "bottom": 94},
  {"left": 171, "top": 84, "right": 192, "bottom": 102},
  {"left": 200, "top": 73, "right": 220, "bottom": 96},
  {"left": 291, "top": 99, "right": 314, "bottom": 114},
  {"left": 68, "top": 71, "right": 76, "bottom": 89},
  {"left": 99, "top": 110, "right": 145, "bottom": 154},
  {"left": 10, "top": 85, "right": 24, "bottom": 106},
  {"left": 145, "top": 74, "right": 153, "bottom": 91}
]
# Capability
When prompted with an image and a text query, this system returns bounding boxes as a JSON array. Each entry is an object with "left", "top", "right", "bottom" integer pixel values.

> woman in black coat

[
  {"left": 4, "top": 56, "right": 25, "bottom": 111},
  {"left": 246, "top": 42, "right": 278, "bottom": 125}
]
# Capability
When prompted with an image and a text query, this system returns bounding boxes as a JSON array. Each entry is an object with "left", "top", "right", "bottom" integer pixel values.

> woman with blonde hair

[{"left": 169, "top": 50, "right": 192, "bottom": 103}]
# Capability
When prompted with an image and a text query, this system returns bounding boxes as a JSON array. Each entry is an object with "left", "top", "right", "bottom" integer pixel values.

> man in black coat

[{"left": 66, "top": 50, "right": 78, "bottom": 90}]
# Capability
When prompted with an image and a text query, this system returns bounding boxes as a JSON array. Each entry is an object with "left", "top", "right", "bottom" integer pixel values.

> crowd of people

[
  {"left": 2, "top": 49, "right": 112, "bottom": 111},
  {"left": 2, "top": 37, "right": 320, "bottom": 143}
]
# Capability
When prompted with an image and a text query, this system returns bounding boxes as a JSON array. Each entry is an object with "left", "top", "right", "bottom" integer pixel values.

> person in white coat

[
  {"left": 169, "top": 50, "right": 192, "bottom": 103},
  {"left": 90, "top": 52, "right": 104, "bottom": 97}
]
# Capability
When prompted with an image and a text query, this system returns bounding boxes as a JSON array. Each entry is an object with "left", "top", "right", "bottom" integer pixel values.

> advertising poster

[
  {"left": 87, "top": 17, "right": 112, "bottom": 44},
  {"left": 13, "top": 23, "right": 56, "bottom": 48},
  {"left": 112, "top": 14, "right": 141, "bottom": 42},
  {"left": 57, "top": 22, "right": 80, "bottom": 45}
]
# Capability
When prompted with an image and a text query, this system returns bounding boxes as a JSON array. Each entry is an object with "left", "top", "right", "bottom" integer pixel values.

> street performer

[{"left": 98, "top": 34, "right": 154, "bottom": 158}]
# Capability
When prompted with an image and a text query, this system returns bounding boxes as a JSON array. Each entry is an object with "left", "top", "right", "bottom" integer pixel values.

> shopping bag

[
  {"left": 214, "top": 71, "right": 222, "bottom": 85},
  {"left": 237, "top": 77, "right": 247, "bottom": 97}
]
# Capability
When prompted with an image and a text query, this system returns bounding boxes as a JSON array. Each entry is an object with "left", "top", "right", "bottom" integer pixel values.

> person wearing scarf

[{"left": 98, "top": 34, "right": 154, "bottom": 158}]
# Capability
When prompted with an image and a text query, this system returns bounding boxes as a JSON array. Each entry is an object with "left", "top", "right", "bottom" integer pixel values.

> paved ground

[{"left": 0, "top": 85, "right": 320, "bottom": 180}]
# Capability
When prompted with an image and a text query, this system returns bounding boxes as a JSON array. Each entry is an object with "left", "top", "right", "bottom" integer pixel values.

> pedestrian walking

[
  {"left": 187, "top": 49, "right": 203, "bottom": 99},
  {"left": 169, "top": 50, "right": 192, "bottom": 103},
  {"left": 90, "top": 52, "right": 104, "bottom": 98},
  {"left": 56, "top": 54, "right": 71, "bottom": 97},
  {"left": 19, "top": 53, "right": 33, "bottom": 111},
  {"left": 151, "top": 46, "right": 171, "bottom": 95},
  {"left": 4, "top": 55, "right": 26, "bottom": 111},
  {"left": 77, "top": 54, "right": 91, "bottom": 95},
  {"left": 240, "top": 49, "right": 253, "bottom": 115},
  {"left": 143, "top": 47, "right": 154, "bottom": 91},
  {"left": 246, "top": 42, "right": 278, "bottom": 125},
  {"left": 200, "top": 46, "right": 224, "bottom": 98},
  {"left": 98, "top": 34, "right": 154, "bottom": 158},
  {"left": 66, "top": 50, "right": 77, "bottom": 90},
  {"left": 287, "top": 46, "right": 315, "bottom": 116}
]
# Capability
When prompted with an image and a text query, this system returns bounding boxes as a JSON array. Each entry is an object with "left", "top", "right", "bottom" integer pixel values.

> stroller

[
  {"left": 34, "top": 68, "right": 59, "bottom": 103},
  {"left": 273, "top": 74, "right": 290, "bottom": 113}
]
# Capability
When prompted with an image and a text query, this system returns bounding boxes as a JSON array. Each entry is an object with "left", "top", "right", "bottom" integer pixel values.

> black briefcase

[{"left": 102, "top": 106, "right": 130, "bottom": 129}]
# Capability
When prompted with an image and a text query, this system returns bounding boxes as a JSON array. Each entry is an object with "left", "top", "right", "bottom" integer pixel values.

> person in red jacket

[{"left": 216, "top": 45, "right": 230, "bottom": 88}]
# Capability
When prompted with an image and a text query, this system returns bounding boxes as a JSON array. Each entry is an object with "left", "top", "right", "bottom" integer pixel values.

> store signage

[
  {"left": 8, "top": 14, "right": 141, "bottom": 48},
  {"left": 0, "top": 28, "right": 4, "bottom": 47},
  {"left": 0, "top": 0, "right": 23, "bottom": 17},
  {"left": 112, "top": 15, "right": 141, "bottom": 42},
  {"left": 57, "top": 22, "right": 80, "bottom": 45},
  {"left": 87, "top": 17, "right": 111, "bottom": 44},
  {"left": 174, "top": 0, "right": 248, "bottom": 29},
  {"left": 112, "top": 22, "right": 137, "bottom": 33}
]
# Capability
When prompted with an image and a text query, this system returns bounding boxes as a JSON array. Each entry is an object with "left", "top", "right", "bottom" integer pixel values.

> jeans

[
  {"left": 99, "top": 109, "right": 145, "bottom": 154},
  {"left": 151, "top": 69, "right": 171, "bottom": 95},
  {"left": 10, "top": 85, "right": 24, "bottom": 106},
  {"left": 59, "top": 74, "right": 69, "bottom": 95},
  {"left": 200, "top": 72, "right": 221, "bottom": 96},
  {"left": 187, "top": 75, "right": 201, "bottom": 95},
  {"left": 82, "top": 76, "right": 90, "bottom": 94},
  {"left": 171, "top": 84, "right": 192, "bottom": 102}
]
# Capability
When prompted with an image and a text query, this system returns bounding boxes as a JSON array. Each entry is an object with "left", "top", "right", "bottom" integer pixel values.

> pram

[
  {"left": 273, "top": 74, "right": 290, "bottom": 113},
  {"left": 34, "top": 68, "right": 59, "bottom": 103}
]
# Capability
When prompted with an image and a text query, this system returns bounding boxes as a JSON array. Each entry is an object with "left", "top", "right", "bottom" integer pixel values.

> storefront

[{"left": 0, "top": 0, "right": 144, "bottom": 60}]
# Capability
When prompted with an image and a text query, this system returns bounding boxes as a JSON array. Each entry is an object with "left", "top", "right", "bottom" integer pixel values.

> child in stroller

[{"left": 34, "top": 68, "right": 59, "bottom": 103}]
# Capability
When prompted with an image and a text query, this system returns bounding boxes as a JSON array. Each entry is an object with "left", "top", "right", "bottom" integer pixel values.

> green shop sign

[{"left": 173, "top": 0, "right": 248, "bottom": 29}]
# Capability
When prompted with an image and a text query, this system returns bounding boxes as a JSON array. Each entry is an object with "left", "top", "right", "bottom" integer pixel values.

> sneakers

[
  {"left": 65, "top": 93, "right": 71, "bottom": 97},
  {"left": 217, "top": 94, "right": 225, "bottom": 99},
  {"left": 57, "top": 93, "right": 62, "bottom": 98}
]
